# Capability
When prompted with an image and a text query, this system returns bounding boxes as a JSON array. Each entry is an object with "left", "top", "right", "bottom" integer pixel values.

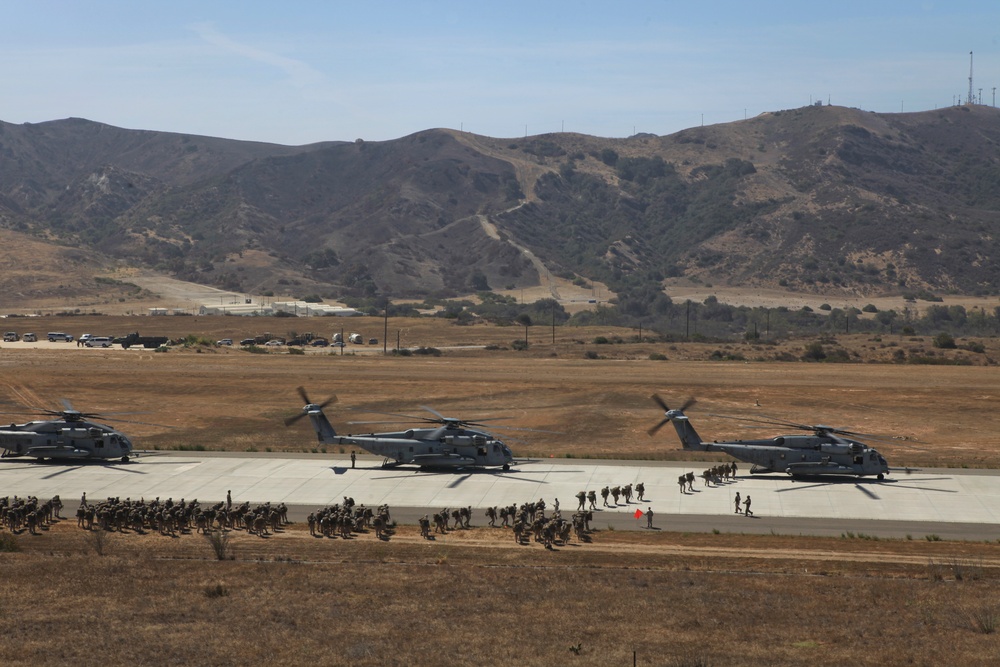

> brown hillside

[{"left": 2, "top": 107, "right": 1000, "bottom": 303}]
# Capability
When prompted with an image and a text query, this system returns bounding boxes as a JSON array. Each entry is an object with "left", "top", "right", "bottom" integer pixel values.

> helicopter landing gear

[
  {"left": 502, "top": 463, "right": 510, "bottom": 471},
  {"left": 121, "top": 456, "right": 129, "bottom": 463},
  {"left": 877, "top": 473, "right": 884, "bottom": 480}
]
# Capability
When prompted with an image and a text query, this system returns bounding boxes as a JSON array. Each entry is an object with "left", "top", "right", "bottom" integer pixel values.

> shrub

[
  {"left": 0, "top": 533, "right": 20, "bottom": 552},
  {"left": 511, "top": 340, "right": 529, "bottom": 351},
  {"left": 205, "top": 531, "right": 235, "bottom": 561},
  {"left": 204, "top": 582, "right": 231, "bottom": 597},
  {"left": 648, "top": 353, "right": 668, "bottom": 361},
  {"left": 932, "top": 333, "right": 956, "bottom": 349}
]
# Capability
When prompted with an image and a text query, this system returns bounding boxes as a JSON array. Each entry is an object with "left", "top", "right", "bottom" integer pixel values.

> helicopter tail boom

[
  {"left": 648, "top": 396, "right": 709, "bottom": 451},
  {"left": 670, "top": 414, "right": 709, "bottom": 451},
  {"left": 306, "top": 408, "right": 337, "bottom": 444}
]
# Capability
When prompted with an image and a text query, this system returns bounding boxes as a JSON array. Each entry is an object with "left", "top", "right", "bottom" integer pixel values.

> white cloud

[{"left": 188, "top": 21, "right": 325, "bottom": 88}]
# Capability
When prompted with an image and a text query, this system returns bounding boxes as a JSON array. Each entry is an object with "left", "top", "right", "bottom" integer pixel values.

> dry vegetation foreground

[
  {"left": 1, "top": 522, "right": 1000, "bottom": 667},
  {"left": 4, "top": 321, "right": 1000, "bottom": 665}
]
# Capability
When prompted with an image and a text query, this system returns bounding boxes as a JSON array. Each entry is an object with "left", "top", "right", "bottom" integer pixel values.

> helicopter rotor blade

[
  {"left": 420, "top": 406, "right": 448, "bottom": 421},
  {"left": 90, "top": 416, "right": 176, "bottom": 429},
  {"left": 347, "top": 408, "right": 439, "bottom": 424},
  {"left": 296, "top": 386, "right": 312, "bottom": 406},
  {"left": 647, "top": 417, "right": 671, "bottom": 437},
  {"left": 283, "top": 412, "right": 308, "bottom": 427},
  {"left": 679, "top": 397, "right": 697, "bottom": 413},
  {"left": 650, "top": 394, "right": 669, "bottom": 412}
]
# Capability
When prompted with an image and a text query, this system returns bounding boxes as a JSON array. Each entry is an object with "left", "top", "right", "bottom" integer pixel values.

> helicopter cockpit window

[
  {"left": 773, "top": 437, "right": 785, "bottom": 445},
  {"left": 478, "top": 447, "right": 487, "bottom": 456}
]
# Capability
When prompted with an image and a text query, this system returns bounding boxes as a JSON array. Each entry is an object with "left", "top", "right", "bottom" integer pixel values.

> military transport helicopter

[
  {"left": 0, "top": 399, "right": 143, "bottom": 463},
  {"left": 285, "top": 387, "right": 519, "bottom": 470},
  {"left": 648, "top": 396, "right": 890, "bottom": 479}
]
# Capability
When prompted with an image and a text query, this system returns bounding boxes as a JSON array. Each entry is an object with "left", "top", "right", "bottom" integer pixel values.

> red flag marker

[{"left": 634, "top": 509, "right": 643, "bottom": 519}]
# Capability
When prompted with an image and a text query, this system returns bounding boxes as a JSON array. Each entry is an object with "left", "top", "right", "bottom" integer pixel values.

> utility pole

[
  {"left": 551, "top": 302, "right": 556, "bottom": 344},
  {"left": 383, "top": 299, "right": 389, "bottom": 355}
]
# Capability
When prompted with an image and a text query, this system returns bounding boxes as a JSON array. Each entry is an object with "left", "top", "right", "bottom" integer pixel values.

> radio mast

[{"left": 968, "top": 51, "right": 975, "bottom": 105}]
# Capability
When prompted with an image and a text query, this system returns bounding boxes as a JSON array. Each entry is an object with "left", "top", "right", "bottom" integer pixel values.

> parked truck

[
  {"left": 114, "top": 332, "right": 169, "bottom": 349},
  {"left": 348, "top": 333, "right": 363, "bottom": 344}
]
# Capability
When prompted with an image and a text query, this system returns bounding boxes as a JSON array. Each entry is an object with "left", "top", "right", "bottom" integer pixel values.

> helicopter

[
  {"left": 0, "top": 399, "right": 140, "bottom": 463},
  {"left": 284, "top": 387, "right": 517, "bottom": 470},
  {"left": 647, "top": 396, "right": 890, "bottom": 479}
]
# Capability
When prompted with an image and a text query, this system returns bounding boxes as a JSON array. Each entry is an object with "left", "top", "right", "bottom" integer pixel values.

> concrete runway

[{"left": 2, "top": 452, "right": 998, "bottom": 540}]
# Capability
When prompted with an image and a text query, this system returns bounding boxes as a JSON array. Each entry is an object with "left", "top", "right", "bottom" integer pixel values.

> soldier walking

[
  {"left": 743, "top": 495, "right": 753, "bottom": 517},
  {"left": 601, "top": 486, "right": 610, "bottom": 507},
  {"left": 351, "top": 451, "right": 356, "bottom": 468},
  {"left": 587, "top": 490, "right": 597, "bottom": 510},
  {"left": 734, "top": 491, "right": 741, "bottom": 514}
]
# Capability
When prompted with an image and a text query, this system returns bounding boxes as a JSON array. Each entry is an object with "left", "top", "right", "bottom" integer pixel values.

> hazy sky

[{"left": 2, "top": 1, "right": 998, "bottom": 145}]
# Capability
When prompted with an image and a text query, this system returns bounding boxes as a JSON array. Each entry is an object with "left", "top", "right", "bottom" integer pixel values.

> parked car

[
  {"left": 217, "top": 339, "right": 233, "bottom": 346},
  {"left": 85, "top": 337, "right": 113, "bottom": 348},
  {"left": 47, "top": 332, "right": 73, "bottom": 342},
  {"left": 239, "top": 338, "right": 256, "bottom": 346},
  {"left": 310, "top": 338, "right": 329, "bottom": 347},
  {"left": 22, "top": 333, "right": 37, "bottom": 342},
  {"left": 78, "top": 334, "right": 93, "bottom": 343},
  {"left": 3, "top": 332, "right": 18, "bottom": 342},
  {"left": 264, "top": 340, "right": 284, "bottom": 347},
  {"left": 368, "top": 338, "right": 379, "bottom": 345},
  {"left": 332, "top": 341, "right": 346, "bottom": 348}
]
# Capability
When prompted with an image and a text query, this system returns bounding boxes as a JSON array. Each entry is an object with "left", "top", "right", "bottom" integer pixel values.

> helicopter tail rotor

[
  {"left": 647, "top": 395, "right": 696, "bottom": 436},
  {"left": 284, "top": 386, "right": 338, "bottom": 427}
]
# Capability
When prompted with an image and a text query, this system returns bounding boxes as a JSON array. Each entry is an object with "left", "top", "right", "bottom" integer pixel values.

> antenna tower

[{"left": 968, "top": 51, "right": 974, "bottom": 106}]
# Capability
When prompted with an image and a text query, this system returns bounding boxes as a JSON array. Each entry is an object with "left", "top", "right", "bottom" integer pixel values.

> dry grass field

[
  {"left": 1, "top": 522, "right": 1000, "bottom": 666},
  {"left": 3, "top": 315, "right": 1000, "bottom": 665},
  {"left": 2, "top": 316, "right": 1000, "bottom": 467}
]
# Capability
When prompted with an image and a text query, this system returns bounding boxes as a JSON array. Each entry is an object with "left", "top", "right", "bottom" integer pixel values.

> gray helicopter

[
  {"left": 285, "top": 387, "right": 517, "bottom": 470},
  {"left": 0, "top": 399, "right": 139, "bottom": 462},
  {"left": 648, "top": 396, "right": 890, "bottom": 479}
]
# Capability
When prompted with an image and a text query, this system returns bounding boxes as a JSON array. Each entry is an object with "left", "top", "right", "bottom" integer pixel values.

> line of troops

[
  {"left": 74, "top": 495, "right": 291, "bottom": 537},
  {"left": 589, "top": 482, "right": 646, "bottom": 508},
  {"left": 1, "top": 495, "right": 63, "bottom": 535},
  {"left": 306, "top": 497, "right": 393, "bottom": 540},
  {"left": 419, "top": 498, "right": 597, "bottom": 550},
  {"left": 678, "top": 463, "right": 738, "bottom": 493}
]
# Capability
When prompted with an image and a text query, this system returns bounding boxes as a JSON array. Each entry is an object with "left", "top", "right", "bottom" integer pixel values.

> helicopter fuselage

[
  {"left": 0, "top": 419, "right": 134, "bottom": 462},
  {"left": 299, "top": 401, "right": 515, "bottom": 470},
  {"left": 657, "top": 402, "right": 890, "bottom": 479},
  {"left": 706, "top": 435, "right": 889, "bottom": 478},
  {"left": 329, "top": 427, "right": 514, "bottom": 469}
]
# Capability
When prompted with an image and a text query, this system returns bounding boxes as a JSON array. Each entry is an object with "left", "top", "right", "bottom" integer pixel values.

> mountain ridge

[{"left": 2, "top": 106, "right": 1000, "bottom": 311}]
